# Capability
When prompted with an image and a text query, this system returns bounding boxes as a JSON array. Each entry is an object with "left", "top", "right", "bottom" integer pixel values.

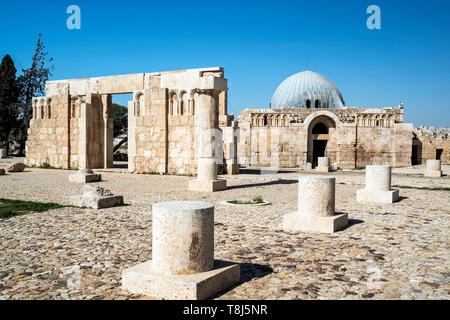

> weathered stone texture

[
  {"left": 26, "top": 67, "right": 231, "bottom": 176},
  {"left": 236, "top": 107, "right": 439, "bottom": 169}
]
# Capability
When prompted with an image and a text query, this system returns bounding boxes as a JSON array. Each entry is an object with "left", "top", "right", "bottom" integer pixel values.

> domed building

[
  {"left": 270, "top": 71, "right": 345, "bottom": 109},
  {"left": 234, "top": 69, "right": 440, "bottom": 169}
]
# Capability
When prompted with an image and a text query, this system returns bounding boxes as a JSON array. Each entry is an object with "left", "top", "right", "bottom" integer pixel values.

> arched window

[
  {"left": 181, "top": 92, "right": 188, "bottom": 115},
  {"left": 312, "top": 122, "right": 328, "bottom": 134},
  {"left": 47, "top": 100, "right": 51, "bottom": 119},
  {"left": 315, "top": 100, "right": 321, "bottom": 108},
  {"left": 306, "top": 100, "right": 311, "bottom": 108},
  {"left": 170, "top": 93, "right": 178, "bottom": 115},
  {"left": 40, "top": 102, "right": 45, "bottom": 119}
]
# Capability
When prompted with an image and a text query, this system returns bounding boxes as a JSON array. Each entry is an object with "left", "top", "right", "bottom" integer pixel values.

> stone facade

[
  {"left": 412, "top": 127, "right": 450, "bottom": 165},
  {"left": 25, "top": 67, "right": 237, "bottom": 175},
  {"left": 236, "top": 107, "right": 447, "bottom": 169},
  {"left": 25, "top": 67, "right": 448, "bottom": 173}
]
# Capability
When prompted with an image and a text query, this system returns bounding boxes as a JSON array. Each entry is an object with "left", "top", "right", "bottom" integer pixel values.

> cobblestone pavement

[{"left": 0, "top": 158, "right": 449, "bottom": 300}]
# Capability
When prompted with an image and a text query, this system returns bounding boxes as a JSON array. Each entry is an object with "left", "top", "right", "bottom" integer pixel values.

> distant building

[{"left": 236, "top": 70, "right": 449, "bottom": 168}]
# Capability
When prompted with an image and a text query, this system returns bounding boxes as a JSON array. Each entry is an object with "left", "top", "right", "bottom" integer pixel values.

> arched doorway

[
  {"left": 307, "top": 115, "right": 336, "bottom": 168},
  {"left": 315, "top": 100, "right": 321, "bottom": 108},
  {"left": 306, "top": 100, "right": 311, "bottom": 108}
]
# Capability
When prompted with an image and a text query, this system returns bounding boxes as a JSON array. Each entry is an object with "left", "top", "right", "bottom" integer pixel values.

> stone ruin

[
  {"left": 425, "top": 160, "right": 442, "bottom": 177},
  {"left": 122, "top": 201, "right": 240, "bottom": 300},
  {"left": 70, "top": 184, "right": 123, "bottom": 209},
  {"left": 283, "top": 176, "right": 348, "bottom": 234},
  {"left": 357, "top": 165, "right": 399, "bottom": 204},
  {"left": 68, "top": 168, "right": 101, "bottom": 184},
  {"left": 24, "top": 67, "right": 238, "bottom": 182}
]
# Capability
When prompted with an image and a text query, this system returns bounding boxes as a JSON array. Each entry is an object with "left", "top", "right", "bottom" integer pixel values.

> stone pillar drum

[
  {"left": 365, "top": 165, "right": 391, "bottom": 191},
  {"left": 0, "top": 149, "right": 7, "bottom": 158},
  {"left": 197, "top": 93, "right": 217, "bottom": 159},
  {"left": 316, "top": 157, "right": 331, "bottom": 172},
  {"left": 152, "top": 202, "right": 214, "bottom": 275},
  {"left": 189, "top": 90, "right": 226, "bottom": 192},
  {"left": 298, "top": 176, "right": 335, "bottom": 217},
  {"left": 283, "top": 176, "right": 348, "bottom": 233},
  {"left": 357, "top": 165, "right": 399, "bottom": 204},
  {"left": 122, "top": 201, "right": 240, "bottom": 300},
  {"left": 197, "top": 158, "right": 218, "bottom": 182},
  {"left": 425, "top": 160, "right": 442, "bottom": 177}
]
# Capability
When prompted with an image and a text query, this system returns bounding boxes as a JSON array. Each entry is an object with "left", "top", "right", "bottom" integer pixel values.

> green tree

[
  {"left": 0, "top": 54, "right": 20, "bottom": 153},
  {"left": 14, "top": 34, "right": 54, "bottom": 155},
  {"left": 112, "top": 103, "right": 128, "bottom": 138},
  {"left": 111, "top": 103, "right": 128, "bottom": 153}
]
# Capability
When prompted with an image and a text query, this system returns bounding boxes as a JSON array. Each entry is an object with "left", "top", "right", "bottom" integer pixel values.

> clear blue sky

[{"left": 1, "top": 0, "right": 449, "bottom": 127}]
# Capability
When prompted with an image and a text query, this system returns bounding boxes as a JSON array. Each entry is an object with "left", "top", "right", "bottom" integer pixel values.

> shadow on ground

[
  {"left": 239, "top": 168, "right": 295, "bottom": 175},
  {"left": 341, "top": 218, "right": 364, "bottom": 231},
  {"left": 209, "top": 262, "right": 274, "bottom": 299},
  {"left": 227, "top": 179, "right": 298, "bottom": 190}
]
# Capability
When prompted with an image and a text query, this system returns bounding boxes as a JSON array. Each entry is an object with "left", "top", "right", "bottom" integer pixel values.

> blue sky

[{"left": 1, "top": 0, "right": 449, "bottom": 127}]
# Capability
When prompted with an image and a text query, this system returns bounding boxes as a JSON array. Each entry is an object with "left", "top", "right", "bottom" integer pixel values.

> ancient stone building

[
  {"left": 236, "top": 70, "right": 449, "bottom": 168},
  {"left": 25, "top": 67, "right": 237, "bottom": 175},
  {"left": 25, "top": 68, "right": 448, "bottom": 174}
]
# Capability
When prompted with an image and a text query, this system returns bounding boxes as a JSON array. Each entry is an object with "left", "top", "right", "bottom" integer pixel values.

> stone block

[
  {"left": 0, "top": 168, "right": 5, "bottom": 175},
  {"left": 70, "top": 185, "right": 123, "bottom": 209},
  {"left": 424, "top": 170, "right": 442, "bottom": 178},
  {"left": 122, "top": 260, "right": 240, "bottom": 300},
  {"left": 68, "top": 169, "right": 102, "bottom": 184},
  {"left": 283, "top": 212, "right": 348, "bottom": 234},
  {"left": 226, "top": 159, "right": 239, "bottom": 175},
  {"left": 188, "top": 179, "right": 227, "bottom": 192},
  {"left": 7, "top": 163, "right": 26, "bottom": 173},
  {"left": 356, "top": 188, "right": 399, "bottom": 204}
]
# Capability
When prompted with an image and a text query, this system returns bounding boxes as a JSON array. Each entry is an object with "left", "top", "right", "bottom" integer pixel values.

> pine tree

[
  {"left": 14, "top": 34, "right": 54, "bottom": 155},
  {"left": 0, "top": 54, "right": 20, "bottom": 153}
]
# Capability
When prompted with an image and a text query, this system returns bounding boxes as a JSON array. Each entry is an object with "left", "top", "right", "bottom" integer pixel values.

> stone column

[
  {"left": 316, "top": 157, "right": 331, "bottom": 172},
  {"left": 425, "top": 160, "right": 442, "bottom": 177},
  {"left": 102, "top": 94, "right": 114, "bottom": 169},
  {"left": 357, "top": 165, "right": 399, "bottom": 204},
  {"left": 122, "top": 201, "right": 240, "bottom": 300},
  {"left": 0, "top": 149, "right": 7, "bottom": 159},
  {"left": 127, "top": 99, "right": 137, "bottom": 172},
  {"left": 78, "top": 101, "right": 89, "bottom": 169},
  {"left": 189, "top": 90, "right": 226, "bottom": 192},
  {"left": 152, "top": 201, "right": 214, "bottom": 275},
  {"left": 283, "top": 176, "right": 348, "bottom": 233}
]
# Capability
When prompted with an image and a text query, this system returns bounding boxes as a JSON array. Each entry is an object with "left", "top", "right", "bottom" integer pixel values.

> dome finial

[{"left": 306, "top": 53, "right": 309, "bottom": 71}]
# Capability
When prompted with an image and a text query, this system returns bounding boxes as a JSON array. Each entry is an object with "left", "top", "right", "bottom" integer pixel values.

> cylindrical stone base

[
  {"left": 366, "top": 165, "right": 391, "bottom": 191},
  {"left": 426, "top": 160, "right": 441, "bottom": 171},
  {"left": 318, "top": 157, "right": 330, "bottom": 168},
  {"left": 152, "top": 201, "right": 214, "bottom": 276},
  {"left": 0, "top": 149, "right": 7, "bottom": 157},
  {"left": 298, "top": 176, "right": 335, "bottom": 217},
  {"left": 197, "top": 158, "right": 218, "bottom": 181}
]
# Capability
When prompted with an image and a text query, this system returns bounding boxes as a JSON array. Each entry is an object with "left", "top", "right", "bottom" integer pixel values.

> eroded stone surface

[
  {"left": 68, "top": 169, "right": 102, "bottom": 184},
  {"left": 70, "top": 185, "right": 123, "bottom": 209}
]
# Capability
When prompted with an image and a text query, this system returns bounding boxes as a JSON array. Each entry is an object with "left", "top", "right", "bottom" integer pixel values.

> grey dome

[{"left": 270, "top": 71, "right": 345, "bottom": 109}]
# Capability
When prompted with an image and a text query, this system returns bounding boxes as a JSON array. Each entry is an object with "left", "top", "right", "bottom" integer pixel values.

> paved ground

[{"left": 0, "top": 157, "right": 449, "bottom": 300}]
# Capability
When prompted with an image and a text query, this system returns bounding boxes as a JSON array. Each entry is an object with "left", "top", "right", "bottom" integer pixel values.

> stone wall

[
  {"left": 236, "top": 107, "right": 416, "bottom": 169},
  {"left": 26, "top": 67, "right": 231, "bottom": 175},
  {"left": 414, "top": 128, "right": 450, "bottom": 164}
]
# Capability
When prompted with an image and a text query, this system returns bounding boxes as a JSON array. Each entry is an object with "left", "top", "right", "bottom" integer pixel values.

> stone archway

[{"left": 306, "top": 114, "right": 337, "bottom": 167}]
